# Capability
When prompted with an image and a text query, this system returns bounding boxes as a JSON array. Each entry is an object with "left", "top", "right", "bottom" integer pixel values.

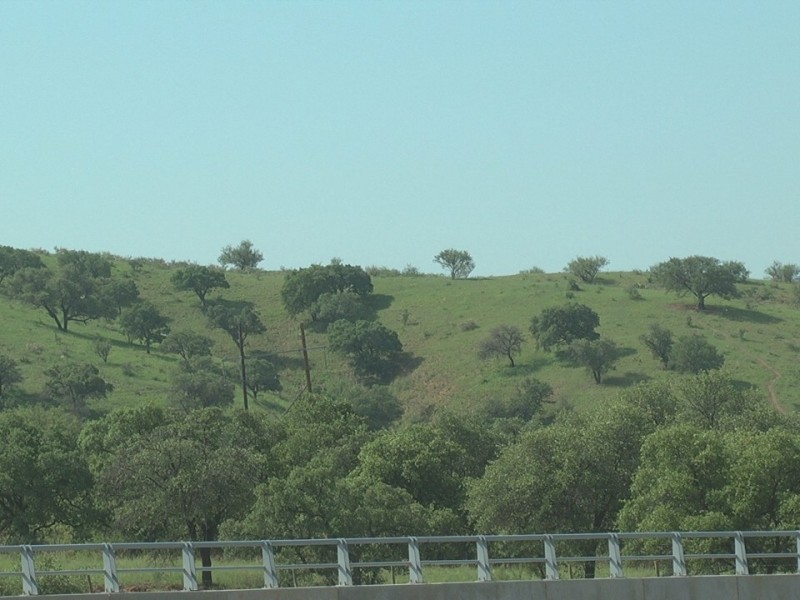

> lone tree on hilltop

[
  {"left": 434, "top": 249, "right": 475, "bottom": 279},
  {"left": 478, "top": 325, "right": 525, "bottom": 367},
  {"left": 529, "top": 303, "right": 600, "bottom": 351},
  {"left": 566, "top": 256, "right": 609, "bottom": 284},
  {"left": 219, "top": 240, "right": 263, "bottom": 271},
  {"left": 650, "top": 256, "right": 747, "bottom": 310}
]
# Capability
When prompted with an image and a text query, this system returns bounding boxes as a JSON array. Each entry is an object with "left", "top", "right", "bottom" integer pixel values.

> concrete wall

[{"left": 11, "top": 575, "right": 800, "bottom": 600}]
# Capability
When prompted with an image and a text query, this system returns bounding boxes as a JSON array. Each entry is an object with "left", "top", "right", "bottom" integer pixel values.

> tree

[
  {"left": 565, "top": 256, "right": 609, "bottom": 284},
  {"left": 99, "top": 277, "right": 140, "bottom": 315},
  {"left": 328, "top": 319, "right": 403, "bottom": 383},
  {"left": 207, "top": 304, "right": 266, "bottom": 410},
  {"left": 529, "top": 303, "right": 600, "bottom": 351},
  {"left": 312, "top": 291, "right": 370, "bottom": 327},
  {"left": 670, "top": 335, "right": 725, "bottom": 374},
  {"left": 569, "top": 337, "right": 620, "bottom": 384},
  {"left": 765, "top": 261, "right": 800, "bottom": 283},
  {"left": 640, "top": 323, "right": 673, "bottom": 368},
  {"left": 0, "top": 407, "right": 97, "bottom": 543},
  {"left": 467, "top": 402, "right": 651, "bottom": 577},
  {"left": 0, "top": 246, "right": 44, "bottom": 285},
  {"left": 650, "top": 256, "right": 747, "bottom": 310},
  {"left": 346, "top": 385, "right": 403, "bottom": 431},
  {"left": 170, "top": 265, "right": 229, "bottom": 307},
  {"left": 281, "top": 262, "right": 373, "bottom": 319},
  {"left": 434, "top": 249, "right": 475, "bottom": 279},
  {"left": 0, "top": 354, "right": 22, "bottom": 398},
  {"left": 93, "top": 337, "right": 112, "bottom": 364},
  {"left": 86, "top": 408, "right": 262, "bottom": 588},
  {"left": 484, "top": 377, "right": 553, "bottom": 421},
  {"left": 218, "top": 240, "right": 263, "bottom": 271},
  {"left": 118, "top": 302, "right": 170, "bottom": 354},
  {"left": 44, "top": 363, "right": 113, "bottom": 416},
  {"left": 169, "top": 358, "right": 234, "bottom": 411},
  {"left": 161, "top": 330, "right": 214, "bottom": 362},
  {"left": 477, "top": 325, "right": 525, "bottom": 367},
  {"left": 7, "top": 261, "right": 116, "bottom": 331},
  {"left": 675, "top": 370, "right": 748, "bottom": 429},
  {"left": 244, "top": 357, "right": 282, "bottom": 401}
]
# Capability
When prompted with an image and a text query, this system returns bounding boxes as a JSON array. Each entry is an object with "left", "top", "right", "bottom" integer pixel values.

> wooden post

[{"left": 300, "top": 323, "right": 312, "bottom": 393}]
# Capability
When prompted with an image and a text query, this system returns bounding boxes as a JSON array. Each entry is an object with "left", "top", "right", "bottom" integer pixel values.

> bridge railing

[{"left": 1, "top": 530, "right": 799, "bottom": 595}]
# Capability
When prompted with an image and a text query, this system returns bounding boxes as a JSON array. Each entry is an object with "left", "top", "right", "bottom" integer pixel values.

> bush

[{"left": 671, "top": 335, "right": 725, "bottom": 374}]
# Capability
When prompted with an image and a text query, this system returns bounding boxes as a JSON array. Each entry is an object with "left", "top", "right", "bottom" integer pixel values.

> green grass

[{"left": 2, "top": 254, "right": 800, "bottom": 420}]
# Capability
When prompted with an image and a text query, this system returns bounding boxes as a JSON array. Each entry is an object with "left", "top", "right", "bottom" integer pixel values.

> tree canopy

[
  {"left": 218, "top": 240, "right": 263, "bottom": 270},
  {"left": 170, "top": 265, "right": 229, "bottom": 307},
  {"left": 119, "top": 302, "right": 170, "bottom": 354},
  {"left": 477, "top": 324, "right": 525, "bottom": 367},
  {"left": 565, "top": 256, "right": 609, "bottom": 284},
  {"left": 434, "top": 249, "right": 475, "bottom": 279},
  {"left": 529, "top": 303, "right": 600, "bottom": 351},
  {"left": 328, "top": 319, "right": 403, "bottom": 383},
  {"left": 281, "top": 263, "right": 373, "bottom": 319},
  {"left": 650, "top": 256, "right": 747, "bottom": 310}
]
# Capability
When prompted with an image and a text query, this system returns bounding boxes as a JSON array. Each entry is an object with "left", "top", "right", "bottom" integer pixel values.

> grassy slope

[{"left": 2, "top": 255, "right": 799, "bottom": 419}]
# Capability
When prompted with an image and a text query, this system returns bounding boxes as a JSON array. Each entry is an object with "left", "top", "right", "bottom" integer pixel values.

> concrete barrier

[{"left": 12, "top": 575, "right": 800, "bottom": 600}]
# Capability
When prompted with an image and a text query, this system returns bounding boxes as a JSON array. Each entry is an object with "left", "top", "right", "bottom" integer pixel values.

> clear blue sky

[{"left": 2, "top": 1, "right": 798, "bottom": 276}]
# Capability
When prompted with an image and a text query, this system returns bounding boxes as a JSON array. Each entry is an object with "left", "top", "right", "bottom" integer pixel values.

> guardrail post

[
  {"left": 337, "top": 539, "right": 352, "bottom": 586},
  {"left": 20, "top": 545, "right": 38, "bottom": 596},
  {"left": 102, "top": 543, "right": 120, "bottom": 593},
  {"left": 408, "top": 537, "right": 423, "bottom": 584},
  {"left": 182, "top": 542, "right": 198, "bottom": 591},
  {"left": 261, "top": 541, "right": 279, "bottom": 588},
  {"left": 544, "top": 535, "right": 559, "bottom": 580},
  {"left": 608, "top": 533, "right": 623, "bottom": 578},
  {"left": 671, "top": 532, "right": 686, "bottom": 576},
  {"left": 796, "top": 531, "right": 800, "bottom": 574},
  {"left": 734, "top": 531, "right": 749, "bottom": 575},
  {"left": 476, "top": 536, "right": 491, "bottom": 582}
]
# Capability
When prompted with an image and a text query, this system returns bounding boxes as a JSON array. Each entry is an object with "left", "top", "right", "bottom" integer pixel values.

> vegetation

[
  {"left": 2, "top": 244, "right": 800, "bottom": 587},
  {"left": 477, "top": 324, "right": 525, "bottom": 367},
  {"left": 434, "top": 248, "right": 475, "bottom": 279},
  {"left": 565, "top": 255, "right": 608, "bottom": 284},
  {"left": 218, "top": 240, "right": 263, "bottom": 271},
  {"left": 650, "top": 256, "right": 748, "bottom": 310}
]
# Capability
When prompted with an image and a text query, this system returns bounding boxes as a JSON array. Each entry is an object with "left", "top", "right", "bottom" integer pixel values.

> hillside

[{"left": 2, "top": 252, "right": 799, "bottom": 419}]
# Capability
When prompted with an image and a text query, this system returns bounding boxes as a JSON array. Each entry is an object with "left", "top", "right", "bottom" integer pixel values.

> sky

[{"left": 1, "top": 1, "right": 798, "bottom": 277}]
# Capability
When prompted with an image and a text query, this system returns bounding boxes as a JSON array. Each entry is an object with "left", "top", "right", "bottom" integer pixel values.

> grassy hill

[{"left": 2, "top": 252, "right": 800, "bottom": 420}]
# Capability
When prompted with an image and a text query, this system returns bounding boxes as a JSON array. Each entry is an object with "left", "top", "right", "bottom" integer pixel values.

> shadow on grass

[
  {"left": 603, "top": 372, "right": 652, "bottom": 387},
  {"left": 705, "top": 305, "right": 782, "bottom": 324},
  {"left": 364, "top": 293, "right": 394, "bottom": 312}
]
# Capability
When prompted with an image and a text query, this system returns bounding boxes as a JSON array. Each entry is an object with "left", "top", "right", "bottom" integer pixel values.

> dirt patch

[{"left": 755, "top": 358, "right": 786, "bottom": 415}]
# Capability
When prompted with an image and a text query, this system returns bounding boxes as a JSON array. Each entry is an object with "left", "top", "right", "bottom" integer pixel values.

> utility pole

[{"left": 299, "top": 323, "right": 312, "bottom": 394}]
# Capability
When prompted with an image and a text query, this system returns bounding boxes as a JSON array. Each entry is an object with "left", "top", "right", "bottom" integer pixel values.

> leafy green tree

[
  {"left": 207, "top": 304, "right": 266, "bottom": 410},
  {"left": 161, "top": 330, "right": 214, "bottom": 362},
  {"left": 312, "top": 290, "right": 370, "bottom": 327},
  {"left": 0, "top": 246, "right": 44, "bottom": 284},
  {"left": 244, "top": 357, "right": 281, "bottom": 401},
  {"left": 640, "top": 323, "right": 673, "bottom": 368},
  {"left": 170, "top": 265, "right": 229, "bottom": 307},
  {"left": 675, "top": 370, "right": 751, "bottom": 429},
  {"left": 7, "top": 261, "right": 117, "bottom": 331},
  {"left": 118, "top": 302, "right": 170, "bottom": 354},
  {"left": 328, "top": 319, "right": 403, "bottom": 383},
  {"left": 0, "top": 355, "right": 22, "bottom": 398},
  {"left": 169, "top": 357, "right": 235, "bottom": 411},
  {"left": 484, "top": 377, "right": 553, "bottom": 421},
  {"left": 477, "top": 325, "right": 525, "bottom": 367},
  {"left": 347, "top": 385, "right": 403, "bottom": 431},
  {"left": 87, "top": 408, "right": 262, "bottom": 588},
  {"left": 0, "top": 407, "right": 97, "bottom": 543},
  {"left": 281, "top": 262, "right": 373, "bottom": 319},
  {"left": 99, "top": 278, "right": 140, "bottom": 315},
  {"left": 434, "top": 248, "right": 475, "bottom": 279},
  {"left": 529, "top": 303, "right": 600, "bottom": 351},
  {"left": 44, "top": 363, "right": 112, "bottom": 416},
  {"left": 569, "top": 338, "right": 619, "bottom": 384},
  {"left": 650, "top": 256, "right": 747, "bottom": 310},
  {"left": 671, "top": 334, "right": 724, "bottom": 374},
  {"left": 218, "top": 239, "right": 263, "bottom": 270},
  {"left": 467, "top": 402, "right": 650, "bottom": 577},
  {"left": 765, "top": 261, "right": 799, "bottom": 283},
  {"left": 617, "top": 424, "right": 732, "bottom": 534},
  {"left": 93, "top": 337, "right": 112, "bottom": 364},
  {"left": 565, "top": 255, "right": 609, "bottom": 283}
]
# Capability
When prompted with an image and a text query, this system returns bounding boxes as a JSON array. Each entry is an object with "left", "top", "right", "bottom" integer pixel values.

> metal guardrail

[{"left": 1, "top": 530, "right": 799, "bottom": 595}]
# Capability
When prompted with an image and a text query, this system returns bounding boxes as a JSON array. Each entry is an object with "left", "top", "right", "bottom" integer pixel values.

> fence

[{"left": 1, "top": 530, "right": 799, "bottom": 595}]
